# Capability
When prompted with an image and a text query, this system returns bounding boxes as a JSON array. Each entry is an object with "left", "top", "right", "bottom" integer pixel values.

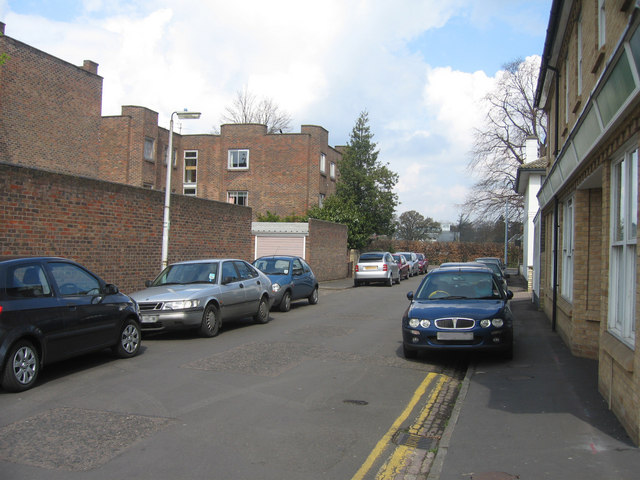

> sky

[{"left": 0, "top": 0, "right": 552, "bottom": 224}]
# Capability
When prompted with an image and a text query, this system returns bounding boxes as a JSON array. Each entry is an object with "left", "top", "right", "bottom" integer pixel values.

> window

[
  {"left": 183, "top": 150, "right": 197, "bottom": 195},
  {"left": 164, "top": 146, "right": 177, "bottom": 167},
  {"left": 5, "top": 264, "right": 52, "bottom": 298},
  {"left": 320, "top": 153, "right": 326, "bottom": 174},
  {"left": 49, "top": 262, "right": 100, "bottom": 296},
  {"left": 144, "top": 137, "right": 155, "bottom": 161},
  {"left": 319, "top": 193, "right": 325, "bottom": 207},
  {"left": 561, "top": 196, "right": 574, "bottom": 301},
  {"left": 330, "top": 161, "right": 336, "bottom": 179},
  {"left": 577, "top": 12, "right": 583, "bottom": 95},
  {"left": 228, "top": 149, "right": 249, "bottom": 169},
  {"left": 565, "top": 55, "right": 570, "bottom": 124},
  {"left": 598, "top": 0, "right": 606, "bottom": 49},
  {"left": 609, "top": 147, "right": 638, "bottom": 347},
  {"left": 228, "top": 191, "right": 248, "bottom": 206}
]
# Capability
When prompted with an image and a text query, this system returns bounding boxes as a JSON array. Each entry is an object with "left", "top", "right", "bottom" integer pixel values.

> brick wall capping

[{"left": 252, "top": 222, "right": 309, "bottom": 236}]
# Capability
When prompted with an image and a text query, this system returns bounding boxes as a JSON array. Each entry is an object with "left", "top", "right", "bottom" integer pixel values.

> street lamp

[{"left": 161, "top": 110, "right": 201, "bottom": 269}]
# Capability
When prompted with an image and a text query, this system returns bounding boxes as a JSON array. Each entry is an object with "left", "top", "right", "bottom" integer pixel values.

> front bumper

[
  {"left": 402, "top": 326, "right": 513, "bottom": 352},
  {"left": 138, "top": 307, "right": 204, "bottom": 331}
]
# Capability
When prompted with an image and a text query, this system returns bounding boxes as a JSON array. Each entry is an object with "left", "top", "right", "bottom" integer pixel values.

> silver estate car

[
  {"left": 130, "top": 259, "right": 273, "bottom": 337},
  {"left": 354, "top": 251, "right": 400, "bottom": 287}
]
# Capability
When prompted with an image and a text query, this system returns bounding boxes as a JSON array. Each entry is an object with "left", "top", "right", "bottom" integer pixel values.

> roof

[
  {"left": 515, "top": 158, "right": 547, "bottom": 194},
  {"left": 251, "top": 222, "right": 309, "bottom": 236}
]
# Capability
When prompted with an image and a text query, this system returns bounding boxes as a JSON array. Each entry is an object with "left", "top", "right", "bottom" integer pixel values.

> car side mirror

[
  {"left": 507, "top": 290, "right": 514, "bottom": 300},
  {"left": 104, "top": 284, "right": 119, "bottom": 295},
  {"left": 407, "top": 291, "right": 414, "bottom": 301},
  {"left": 145, "top": 280, "right": 153, "bottom": 287}
]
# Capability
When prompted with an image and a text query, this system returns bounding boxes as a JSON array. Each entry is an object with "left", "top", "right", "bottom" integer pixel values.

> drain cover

[
  {"left": 392, "top": 431, "right": 436, "bottom": 451},
  {"left": 471, "top": 472, "right": 519, "bottom": 480},
  {"left": 343, "top": 399, "right": 369, "bottom": 406}
]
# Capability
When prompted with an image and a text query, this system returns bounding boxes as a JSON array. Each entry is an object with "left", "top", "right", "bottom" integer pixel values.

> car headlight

[
  {"left": 163, "top": 299, "right": 200, "bottom": 310},
  {"left": 272, "top": 283, "right": 281, "bottom": 293},
  {"left": 480, "top": 318, "right": 504, "bottom": 328},
  {"left": 408, "top": 318, "right": 430, "bottom": 328}
]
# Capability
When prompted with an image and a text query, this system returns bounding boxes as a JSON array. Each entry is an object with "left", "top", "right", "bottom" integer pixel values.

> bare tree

[
  {"left": 219, "top": 88, "right": 292, "bottom": 134},
  {"left": 464, "top": 57, "right": 547, "bottom": 221}
]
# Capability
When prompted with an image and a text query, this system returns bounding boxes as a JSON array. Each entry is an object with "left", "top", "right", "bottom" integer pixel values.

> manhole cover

[{"left": 392, "top": 431, "right": 436, "bottom": 451}]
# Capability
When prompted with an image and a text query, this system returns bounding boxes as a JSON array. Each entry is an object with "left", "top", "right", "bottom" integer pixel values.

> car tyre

[
  {"left": 387, "top": 275, "right": 393, "bottom": 287},
  {"left": 199, "top": 304, "right": 221, "bottom": 337},
  {"left": 308, "top": 286, "right": 319, "bottom": 305},
  {"left": 279, "top": 291, "right": 292, "bottom": 312},
  {"left": 113, "top": 319, "right": 141, "bottom": 357},
  {"left": 354, "top": 279, "right": 360, "bottom": 287},
  {"left": 254, "top": 296, "right": 270, "bottom": 324},
  {"left": 1, "top": 340, "right": 40, "bottom": 392},
  {"left": 403, "top": 344, "right": 418, "bottom": 360}
]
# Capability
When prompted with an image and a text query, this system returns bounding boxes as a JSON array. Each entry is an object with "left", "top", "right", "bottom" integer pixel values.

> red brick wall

[
  {"left": 0, "top": 163, "right": 253, "bottom": 294},
  {"left": 307, "top": 218, "right": 348, "bottom": 281},
  {"left": 0, "top": 33, "right": 103, "bottom": 177}
]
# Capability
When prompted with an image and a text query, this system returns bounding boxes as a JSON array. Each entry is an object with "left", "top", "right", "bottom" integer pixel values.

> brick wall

[
  {"left": 0, "top": 163, "right": 253, "bottom": 294},
  {"left": 0, "top": 32, "right": 103, "bottom": 177},
  {"left": 307, "top": 218, "right": 349, "bottom": 281}
]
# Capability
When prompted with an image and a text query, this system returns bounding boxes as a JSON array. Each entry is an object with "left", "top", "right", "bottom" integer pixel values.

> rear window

[
  {"left": 360, "top": 254, "right": 384, "bottom": 262},
  {"left": 2, "top": 263, "right": 53, "bottom": 298}
]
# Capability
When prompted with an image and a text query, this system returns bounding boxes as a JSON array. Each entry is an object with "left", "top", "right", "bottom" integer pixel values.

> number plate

[
  {"left": 437, "top": 332, "right": 473, "bottom": 341},
  {"left": 364, "top": 266, "right": 378, "bottom": 270},
  {"left": 141, "top": 314, "right": 159, "bottom": 324}
]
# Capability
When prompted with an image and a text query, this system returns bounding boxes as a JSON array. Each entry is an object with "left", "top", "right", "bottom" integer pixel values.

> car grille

[
  {"left": 434, "top": 318, "right": 475, "bottom": 329},
  {"left": 138, "top": 302, "right": 163, "bottom": 311}
]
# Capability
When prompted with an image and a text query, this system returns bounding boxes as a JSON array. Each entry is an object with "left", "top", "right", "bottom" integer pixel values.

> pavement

[{"left": 320, "top": 271, "right": 640, "bottom": 479}]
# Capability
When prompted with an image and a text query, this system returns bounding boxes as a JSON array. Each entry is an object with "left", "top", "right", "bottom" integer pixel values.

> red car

[
  {"left": 392, "top": 254, "right": 411, "bottom": 281},
  {"left": 416, "top": 253, "right": 429, "bottom": 274}
]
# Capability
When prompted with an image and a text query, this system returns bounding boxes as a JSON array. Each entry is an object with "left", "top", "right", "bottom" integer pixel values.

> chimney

[
  {"left": 1, "top": 22, "right": 6, "bottom": 35},
  {"left": 82, "top": 60, "right": 99, "bottom": 75},
  {"left": 525, "top": 136, "right": 538, "bottom": 162}
]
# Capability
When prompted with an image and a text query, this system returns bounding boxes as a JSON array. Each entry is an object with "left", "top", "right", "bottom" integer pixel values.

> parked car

[
  {"left": 130, "top": 259, "right": 273, "bottom": 337},
  {"left": 475, "top": 257, "right": 506, "bottom": 275},
  {"left": 402, "top": 264, "right": 514, "bottom": 360},
  {"left": 472, "top": 260, "right": 509, "bottom": 291},
  {"left": 415, "top": 253, "right": 429, "bottom": 274},
  {"left": 252, "top": 256, "right": 318, "bottom": 312},
  {"left": 396, "top": 252, "right": 419, "bottom": 276},
  {"left": 0, "top": 256, "right": 141, "bottom": 392},
  {"left": 354, "top": 252, "right": 400, "bottom": 287},
  {"left": 392, "top": 254, "right": 411, "bottom": 281}
]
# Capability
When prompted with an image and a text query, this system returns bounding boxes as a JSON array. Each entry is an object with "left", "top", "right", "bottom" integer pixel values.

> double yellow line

[{"left": 351, "top": 372, "right": 448, "bottom": 480}]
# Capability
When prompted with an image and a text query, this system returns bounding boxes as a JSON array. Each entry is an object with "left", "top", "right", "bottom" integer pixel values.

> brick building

[
  {"left": 533, "top": 1, "right": 640, "bottom": 444},
  {"left": 0, "top": 22, "right": 341, "bottom": 221}
]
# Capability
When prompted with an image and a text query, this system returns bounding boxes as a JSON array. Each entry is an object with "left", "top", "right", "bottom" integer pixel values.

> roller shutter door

[{"left": 255, "top": 236, "right": 305, "bottom": 258}]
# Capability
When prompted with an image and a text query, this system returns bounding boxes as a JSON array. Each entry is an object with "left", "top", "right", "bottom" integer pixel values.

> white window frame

[
  {"left": 561, "top": 196, "right": 574, "bottom": 302},
  {"left": 183, "top": 150, "right": 198, "bottom": 195},
  {"left": 164, "top": 146, "right": 177, "bottom": 167},
  {"left": 598, "top": 0, "right": 606, "bottom": 49},
  {"left": 320, "top": 153, "right": 326, "bottom": 174},
  {"left": 608, "top": 147, "right": 638, "bottom": 348},
  {"left": 228, "top": 149, "right": 249, "bottom": 170},
  {"left": 228, "top": 191, "right": 248, "bottom": 206},
  {"left": 319, "top": 193, "right": 325, "bottom": 207},
  {"left": 565, "top": 55, "right": 570, "bottom": 125},
  {"left": 330, "top": 161, "right": 336, "bottom": 179}
]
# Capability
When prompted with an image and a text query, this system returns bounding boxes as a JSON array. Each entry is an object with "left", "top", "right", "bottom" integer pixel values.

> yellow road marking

[
  {"left": 375, "top": 374, "right": 448, "bottom": 478},
  {"left": 350, "top": 372, "right": 438, "bottom": 480}
]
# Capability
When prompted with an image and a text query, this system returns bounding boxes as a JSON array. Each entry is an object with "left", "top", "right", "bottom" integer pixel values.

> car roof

[
  {"left": 0, "top": 255, "right": 68, "bottom": 264},
  {"left": 170, "top": 258, "right": 244, "bottom": 265},
  {"left": 254, "top": 255, "right": 300, "bottom": 260},
  {"left": 437, "top": 262, "right": 493, "bottom": 272}
]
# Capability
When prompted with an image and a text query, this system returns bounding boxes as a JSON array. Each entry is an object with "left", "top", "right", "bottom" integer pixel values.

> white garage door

[{"left": 255, "top": 236, "right": 305, "bottom": 259}]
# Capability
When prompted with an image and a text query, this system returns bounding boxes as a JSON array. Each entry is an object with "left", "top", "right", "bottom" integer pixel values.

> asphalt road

[{"left": 0, "top": 274, "right": 465, "bottom": 480}]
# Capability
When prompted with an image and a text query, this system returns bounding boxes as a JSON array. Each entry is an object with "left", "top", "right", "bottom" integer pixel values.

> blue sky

[{"left": 1, "top": 0, "right": 552, "bottom": 223}]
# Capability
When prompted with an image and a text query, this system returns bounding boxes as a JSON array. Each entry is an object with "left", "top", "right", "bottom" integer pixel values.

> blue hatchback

[
  {"left": 252, "top": 256, "right": 319, "bottom": 312},
  {"left": 402, "top": 265, "right": 514, "bottom": 359}
]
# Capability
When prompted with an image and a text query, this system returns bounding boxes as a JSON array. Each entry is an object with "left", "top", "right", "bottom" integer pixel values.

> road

[{"left": 0, "top": 275, "right": 466, "bottom": 480}]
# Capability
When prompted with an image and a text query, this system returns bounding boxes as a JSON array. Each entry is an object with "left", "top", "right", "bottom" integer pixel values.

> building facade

[
  {"left": 1, "top": 22, "right": 341, "bottom": 221},
  {"left": 534, "top": 1, "right": 640, "bottom": 444}
]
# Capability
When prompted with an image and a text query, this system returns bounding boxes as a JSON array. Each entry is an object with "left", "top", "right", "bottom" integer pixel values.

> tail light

[
  {"left": 383, "top": 264, "right": 388, "bottom": 272},
  {"left": 355, "top": 265, "right": 359, "bottom": 272}
]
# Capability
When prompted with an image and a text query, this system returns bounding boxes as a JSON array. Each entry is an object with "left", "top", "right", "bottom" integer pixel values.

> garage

[{"left": 252, "top": 222, "right": 308, "bottom": 259}]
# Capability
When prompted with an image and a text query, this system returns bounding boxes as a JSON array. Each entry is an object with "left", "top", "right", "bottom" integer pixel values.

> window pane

[
  {"left": 597, "top": 54, "right": 635, "bottom": 126},
  {"left": 614, "top": 162, "right": 624, "bottom": 242},
  {"left": 630, "top": 150, "right": 638, "bottom": 239}
]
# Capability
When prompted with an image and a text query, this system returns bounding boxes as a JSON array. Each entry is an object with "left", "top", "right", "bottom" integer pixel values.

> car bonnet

[
  {"left": 130, "top": 284, "right": 220, "bottom": 302},
  {"left": 408, "top": 299, "right": 506, "bottom": 320}
]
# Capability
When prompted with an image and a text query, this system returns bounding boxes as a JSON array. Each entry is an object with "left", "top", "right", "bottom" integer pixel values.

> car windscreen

[
  {"left": 153, "top": 262, "right": 219, "bottom": 286},
  {"left": 254, "top": 258, "right": 290, "bottom": 275},
  {"left": 359, "top": 254, "right": 383, "bottom": 262},
  {"left": 414, "top": 271, "right": 502, "bottom": 300}
]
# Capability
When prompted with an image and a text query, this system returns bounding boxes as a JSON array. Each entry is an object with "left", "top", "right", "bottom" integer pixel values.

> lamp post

[{"left": 161, "top": 110, "right": 201, "bottom": 270}]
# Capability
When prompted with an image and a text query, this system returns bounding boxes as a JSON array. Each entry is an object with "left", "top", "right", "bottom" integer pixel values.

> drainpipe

[{"left": 552, "top": 196, "right": 559, "bottom": 332}]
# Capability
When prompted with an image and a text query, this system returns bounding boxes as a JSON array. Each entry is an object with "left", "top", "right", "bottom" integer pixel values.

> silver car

[
  {"left": 354, "top": 251, "right": 400, "bottom": 287},
  {"left": 130, "top": 259, "right": 273, "bottom": 337},
  {"left": 397, "top": 252, "right": 419, "bottom": 276}
]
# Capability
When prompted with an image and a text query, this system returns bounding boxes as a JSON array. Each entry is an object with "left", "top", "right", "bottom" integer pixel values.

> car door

[
  {"left": 46, "top": 261, "right": 120, "bottom": 358},
  {"left": 291, "top": 258, "right": 313, "bottom": 300},
  {"left": 233, "top": 260, "right": 262, "bottom": 317},
  {"left": 218, "top": 261, "right": 247, "bottom": 320}
]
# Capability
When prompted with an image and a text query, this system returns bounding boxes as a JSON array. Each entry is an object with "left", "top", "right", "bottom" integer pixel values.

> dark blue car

[
  {"left": 402, "top": 265, "right": 514, "bottom": 359},
  {"left": 252, "top": 256, "right": 319, "bottom": 312}
]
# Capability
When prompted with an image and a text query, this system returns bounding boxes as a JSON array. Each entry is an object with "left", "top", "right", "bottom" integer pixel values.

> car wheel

[
  {"left": 199, "top": 304, "right": 221, "bottom": 337},
  {"left": 387, "top": 275, "right": 393, "bottom": 287},
  {"left": 279, "top": 291, "right": 292, "bottom": 312},
  {"left": 1, "top": 340, "right": 40, "bottom": 392},
  {"left": 113, "top": 319, "right": 141, "bottom": 357},
  {"left": 308, "top": 286, "right": 319, "bottom": 305},
  {"left": 354, "top": 279, "right": 360, "bottom": 287},
  {"left": 254, "top": 296, "right": 270, "bottom": 324},
  {"left": 403, "top": 344, "right": 418, "bottom": 360},
  {"left": 395, "top": 274, "right": 400, "bottom": 284}
]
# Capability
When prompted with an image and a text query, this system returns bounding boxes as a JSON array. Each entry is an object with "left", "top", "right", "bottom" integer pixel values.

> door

[
  {"left": 218, "top": 261, "right": 247, "bottom": 320},
  {"left": 291, "top": 258, "right": 314, "bottom": 300},
  {"left": 233, "top": 260, "right": 263, "bottom": 316}
]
